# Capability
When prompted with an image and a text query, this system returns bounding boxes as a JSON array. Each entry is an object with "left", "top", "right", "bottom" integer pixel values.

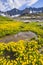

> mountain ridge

[{"left": 0, "top": 7, "right": 43, "bottom": 16}]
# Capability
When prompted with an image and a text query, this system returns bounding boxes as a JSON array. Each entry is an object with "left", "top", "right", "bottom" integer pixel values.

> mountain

[
  {"left": 5, "top": 8, "right": 22, "bottom": 16},
  {"left": 0, "top": 7, "right": 43, "bottom": 16},
  {"left": 5, "top": 7, "right": 43, "bottom": 15}
]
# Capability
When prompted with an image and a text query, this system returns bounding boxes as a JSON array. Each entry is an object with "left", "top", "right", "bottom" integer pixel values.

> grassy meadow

[{"left": 0, "top": 16, "right": 43, "bottom": 65}]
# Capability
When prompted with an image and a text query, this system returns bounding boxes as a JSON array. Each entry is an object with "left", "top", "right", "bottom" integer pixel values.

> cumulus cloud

[{"left": 0, "top": 0, "right": 38, "bottom": 11}]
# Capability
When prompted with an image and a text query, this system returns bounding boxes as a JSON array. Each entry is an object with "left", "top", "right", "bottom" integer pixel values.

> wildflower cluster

[
  {"left": 0, "top": 21, "right": 43, "bottom": 38},
  {"left": 0, "top": 40, "right": 43, "bottom": 65}
]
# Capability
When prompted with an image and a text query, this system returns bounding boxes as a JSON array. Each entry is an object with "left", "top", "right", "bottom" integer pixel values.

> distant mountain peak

[{"left": 0, "top": 7, "right": 43, "bottom": 16}]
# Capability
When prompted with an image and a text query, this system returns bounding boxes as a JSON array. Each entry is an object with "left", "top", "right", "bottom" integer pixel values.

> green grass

[
  {"left": 0, "top": 16, "right": 43, "bottom": 38},
  {"left": 0, "top": 16, "right": 13, "bottom": 21}
]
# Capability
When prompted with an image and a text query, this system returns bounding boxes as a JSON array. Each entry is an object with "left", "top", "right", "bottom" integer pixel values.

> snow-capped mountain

[{"left": 0, "top": 7, "right": 43, "bottom": 17}]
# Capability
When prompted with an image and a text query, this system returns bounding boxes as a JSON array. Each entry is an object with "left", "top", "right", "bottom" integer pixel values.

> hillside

[{"left": 0, "top": 16, "right": 13, "bottom": 21}]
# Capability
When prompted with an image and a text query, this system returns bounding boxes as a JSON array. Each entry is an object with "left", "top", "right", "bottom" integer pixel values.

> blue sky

[
  {"left": 0, "top": 0, "right": 43, "bottom": 11},
  {"left": 32, "top": 0, "right": 43, "bottom": 8}
]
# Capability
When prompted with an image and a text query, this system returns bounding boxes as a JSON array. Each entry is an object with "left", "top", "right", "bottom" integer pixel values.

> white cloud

[
  {"left": 0, "top": 0, "right": 10, "bottom": 11},
  {"left": 0, "top": 1, "right": 5, "bottom": 11},
  {"left": 0, "top": 0, "right": 39, "bottom": 11},
  {"left": 27, "top": 0, "right": 39, "bottom": 6}
]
